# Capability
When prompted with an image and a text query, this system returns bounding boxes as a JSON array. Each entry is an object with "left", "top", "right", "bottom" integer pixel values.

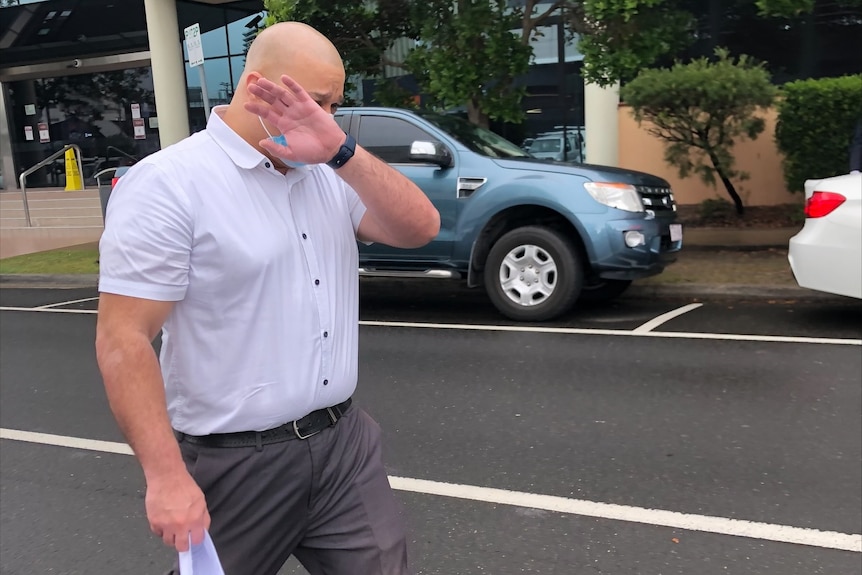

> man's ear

[{"left": 243, "top": 71, "right": 264, "bottom": 97}]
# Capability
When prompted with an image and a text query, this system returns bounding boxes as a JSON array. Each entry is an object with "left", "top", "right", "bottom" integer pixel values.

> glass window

[
  {"left": 355, "top": 116, "right": 438, "bottom": 164},
  {"left": 185, "top": 58, "right": 231, "bottom": 132},
  {"left": 418, "top": 112, "right": 530, "bottom": 158},
  {"left": 228, "top": 12, "right": 264, "bottom": 55},
  {"left": 230, "top": 55, "right": 247, "bottom": 92}
]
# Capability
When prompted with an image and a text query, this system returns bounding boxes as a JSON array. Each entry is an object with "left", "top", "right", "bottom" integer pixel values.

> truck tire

[
  {"left": 578, "top": 279, "right": 632, "bottom": 303},
  {"left": 484, "top": 226, "right": 583, "bottom": 321}
]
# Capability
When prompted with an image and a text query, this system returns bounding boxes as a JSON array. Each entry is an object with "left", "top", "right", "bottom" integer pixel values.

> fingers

[
  {"left": 151, "top": 526, "right": 205, "bottom": 552},
  {"left": 259, "top": 138, "right": 296, "bottom": 160},
  {"left": 247, "top": 78, "right": 288, "bottom": 107}
]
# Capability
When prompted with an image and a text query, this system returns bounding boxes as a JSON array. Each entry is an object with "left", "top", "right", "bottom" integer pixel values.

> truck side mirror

[{"left": 409, "top": 141, "right": 453, "bottom": 168}]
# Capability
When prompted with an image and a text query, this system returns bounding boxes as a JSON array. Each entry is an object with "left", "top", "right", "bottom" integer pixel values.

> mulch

[{"left": 675, "top": 203, "right": 805, "bottom": 229}]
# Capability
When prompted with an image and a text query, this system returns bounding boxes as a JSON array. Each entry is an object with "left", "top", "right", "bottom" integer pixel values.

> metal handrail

[
  {"left": 18, "top": 144, "right": 85, "bottom": 227},
  {"left": 106, "top": 146, "right": 138, "bottom": 164},
  {"left": 93, "top": 167, "right": 119, "bottom": 188}
]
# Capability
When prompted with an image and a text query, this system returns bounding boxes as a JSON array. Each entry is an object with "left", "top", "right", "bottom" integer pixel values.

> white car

[{"left": 788, "top": 172, "right": 862, "bottom": 299}]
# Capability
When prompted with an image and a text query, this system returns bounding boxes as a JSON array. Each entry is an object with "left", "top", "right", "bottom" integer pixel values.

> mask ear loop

[{"left": 258, "top": 115, "right": 276, "bottom": 139}]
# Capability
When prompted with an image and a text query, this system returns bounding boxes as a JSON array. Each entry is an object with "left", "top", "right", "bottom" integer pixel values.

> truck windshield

[{"left": 417, "top": 112, "right": 532, "bottom": 159}]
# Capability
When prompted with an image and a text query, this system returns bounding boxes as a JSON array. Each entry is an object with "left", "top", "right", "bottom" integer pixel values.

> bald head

[
  {"left": 223, "top": 21, "right": 346, "bottom": 156},
  {"left": 244, "top": 22, "right": 344, "bottom": 83}
]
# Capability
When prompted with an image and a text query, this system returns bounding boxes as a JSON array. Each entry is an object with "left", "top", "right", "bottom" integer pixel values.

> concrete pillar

[
  {"left": 584, "top": 81, "right": 620, "bottom": 167},
  {"left": 0, "top": 82, "right": 16, "bottom": 189},
  {"left": 144, "top": 0, "right": 189, "bottom": 147}
]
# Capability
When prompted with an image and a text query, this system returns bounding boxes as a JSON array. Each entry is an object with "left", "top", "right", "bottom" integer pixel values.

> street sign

[{"left": 184, "top": 23, "right": 204, "bottom": 68}]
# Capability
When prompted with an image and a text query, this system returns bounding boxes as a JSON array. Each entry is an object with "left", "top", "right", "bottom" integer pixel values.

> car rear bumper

[{"left": 789, "top": 226, "right": 862, "bottom": 299}]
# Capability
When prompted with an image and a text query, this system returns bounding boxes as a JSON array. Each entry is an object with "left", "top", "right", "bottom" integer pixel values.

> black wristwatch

[{"left": 326, "top": 133, "right": 356, "bottom": 169}]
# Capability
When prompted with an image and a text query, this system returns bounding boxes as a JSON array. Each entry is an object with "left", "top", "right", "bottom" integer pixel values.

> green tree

[
  {"left": 263, "top": 0, "right": 418, "bottom": 106},
  {"left": 578, "top": 0, "right": 862, "bottom": 86},
  {"left": 620, "top": 49, "right": 777, "bottom": 215},
  {"left": 755, "top": 0, "right": 860, "bottom": 16},
  {"left": 578, "top": 0, "right": 696, "bottom": 87},
  {"left": 408, "top": 0, "right": 533, "bottom": 127}
]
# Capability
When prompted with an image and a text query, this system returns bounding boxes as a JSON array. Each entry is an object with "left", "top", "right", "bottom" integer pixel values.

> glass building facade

[{"left": 0, "top": 0, "right": 264, "bottom": 189}]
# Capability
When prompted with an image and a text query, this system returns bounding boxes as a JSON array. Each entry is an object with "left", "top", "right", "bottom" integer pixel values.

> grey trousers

[{"left": 167, "top": 406, "right": 411, "bottom": 575}]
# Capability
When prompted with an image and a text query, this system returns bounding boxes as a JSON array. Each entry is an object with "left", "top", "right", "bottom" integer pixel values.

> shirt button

[
  {"left": 323, "top": 331, "right": 328, "bottom": 338},
  {"left": 323, "top": 379, "right": 329, "bottom": 386},
  {"left": 265, "top": 162, "right": 271, "bottom": 168},
  {"left": 302, "top": 233, "right": 307, "bottom": 239},
  {"left": 314, "top": 279, "right": 320, "bottom": 285}
]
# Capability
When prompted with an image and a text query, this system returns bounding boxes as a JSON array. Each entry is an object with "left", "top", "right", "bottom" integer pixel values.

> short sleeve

[
  {"left": 98, "top": 162, "right": 194, "bottom": 301},
  {"left": 344, "top": 181, "right": 367, "bottom": 234}
]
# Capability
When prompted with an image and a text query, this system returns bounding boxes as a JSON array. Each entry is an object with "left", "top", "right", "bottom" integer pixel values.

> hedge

[{"left": 775, "top": 74, "right": 862, "bottom": 193}]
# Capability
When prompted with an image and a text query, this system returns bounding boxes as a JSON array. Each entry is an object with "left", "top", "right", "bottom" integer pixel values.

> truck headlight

[{"left": 584, "top": 182, "right": 644, "bottom": 213}]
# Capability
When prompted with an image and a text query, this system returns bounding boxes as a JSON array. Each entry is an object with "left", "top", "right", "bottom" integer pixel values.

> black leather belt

[{"left": 175, "top": 397, "right": 352, "bottom": 448}]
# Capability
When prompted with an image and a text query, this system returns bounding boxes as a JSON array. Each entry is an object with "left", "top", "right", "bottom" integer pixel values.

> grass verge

[
  {"left": 0, "top": 242, "right": 100, "bottom": 275},
  {"left": 0, "top": 243, "right": 796, "bottom": 287}
]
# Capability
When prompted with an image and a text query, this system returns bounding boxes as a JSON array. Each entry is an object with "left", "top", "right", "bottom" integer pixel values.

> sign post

[{"left": 184, "top": 23, "right": 211, "bottom": 119}]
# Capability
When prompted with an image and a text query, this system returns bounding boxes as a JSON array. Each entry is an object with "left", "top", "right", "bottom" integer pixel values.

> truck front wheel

[{"left": 484, "top": 226, "right": 583, "bottom": 321}]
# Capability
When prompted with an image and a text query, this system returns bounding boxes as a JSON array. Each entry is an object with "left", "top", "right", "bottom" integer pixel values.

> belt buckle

[{"left": 293, "top": 418, "right": 321, "bottom": 440}]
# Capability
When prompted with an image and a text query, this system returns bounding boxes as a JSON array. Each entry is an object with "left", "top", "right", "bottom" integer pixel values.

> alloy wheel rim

[{"left": 498, "top": 244, "right": 558, "bottom": 307}]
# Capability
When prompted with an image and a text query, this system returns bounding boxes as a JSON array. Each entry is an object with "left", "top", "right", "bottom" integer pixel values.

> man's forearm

[
  {"left": 96, "top": 335, "right": 185, "bottom": 481},
  {"left": 336, "top": 145, "right": 440, "bottom": 248}
]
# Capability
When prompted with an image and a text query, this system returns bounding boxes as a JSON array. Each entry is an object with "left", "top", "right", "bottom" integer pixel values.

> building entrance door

[{"left": 3, "top": 63, "right": 157, "bottom": 189}]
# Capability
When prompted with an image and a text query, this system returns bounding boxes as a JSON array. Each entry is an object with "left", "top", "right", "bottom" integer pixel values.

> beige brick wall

[{"left": 617, "top": 106, "right": 802, "bottom": 208}]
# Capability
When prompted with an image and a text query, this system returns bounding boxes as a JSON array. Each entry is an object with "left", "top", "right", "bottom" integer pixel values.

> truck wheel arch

[{"left": 466, "top": 205, "right": 590, "bottom": 288}]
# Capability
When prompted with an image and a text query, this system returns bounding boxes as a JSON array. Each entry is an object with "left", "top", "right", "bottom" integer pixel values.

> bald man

[{"left": 95, "top": 22, "right": 438, "bottom": 575}]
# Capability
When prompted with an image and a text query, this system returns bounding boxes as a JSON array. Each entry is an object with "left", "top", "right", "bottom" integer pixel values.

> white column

[
  {"left": 0, "top": 82, "right": 16, "bottom": 189},
  {"left": 144, "top": 0, "right": 189, "bottom": 147},
  {"left": 584, "top": 81, "right": 620, "bottom": 167}
]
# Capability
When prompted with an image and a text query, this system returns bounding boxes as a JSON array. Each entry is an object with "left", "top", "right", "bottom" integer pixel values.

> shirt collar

[
  {"left": 206, "top": 105, "right": 273, "bottom": 171},
  {"left": 207, "top": 106, "right": 314, "bottom": 175}
]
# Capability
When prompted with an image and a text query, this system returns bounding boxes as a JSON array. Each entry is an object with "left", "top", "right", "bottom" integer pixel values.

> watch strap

[{"left": 326, "top": 133, "right": 356, "bottom": 169}]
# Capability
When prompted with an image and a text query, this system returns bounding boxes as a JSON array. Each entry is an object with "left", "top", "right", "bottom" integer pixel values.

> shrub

[
  {"left": 775, "top": 75, "right": 862, "bottom": 193},
  {"left": 621, "top": 49, "right": 777, "bottom": 216}
]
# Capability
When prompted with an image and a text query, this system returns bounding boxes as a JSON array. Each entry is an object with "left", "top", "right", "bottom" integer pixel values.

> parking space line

[
  {"left": 0, "top": 306, "right": 95, "bottom": 315},
  {"left": 1, "top": 307, "right": 860, "bottom": 345},
  {"left": 360, "top": 320, "right": 862, "bottom": 346},
  {"left": 36, "top": 297, "right": 100, "bottom": 309},
  {"left": 633, "top": 303, "right": 703, "bottom": 333},
  {"left": 2, "top": 428, "right": 859, "bottom": 553}
]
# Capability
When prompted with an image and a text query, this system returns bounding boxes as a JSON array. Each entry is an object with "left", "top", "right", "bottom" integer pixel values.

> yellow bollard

[{"left": 64, "top": 148, "right": 83, "bottom": 191}]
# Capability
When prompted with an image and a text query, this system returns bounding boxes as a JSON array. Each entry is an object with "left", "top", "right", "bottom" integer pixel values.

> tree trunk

[
  {"left": 467, "top": 100, "right": 490, "bottom": 129},
  {"left": 707, "top": 148, "right": 745, "bottom": 216}
]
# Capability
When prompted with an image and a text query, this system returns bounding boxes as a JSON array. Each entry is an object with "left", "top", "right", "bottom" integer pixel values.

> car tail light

[
  {"left": 111, "top": 176, "right": 120, "bottom": 188},
  {"left": 804, "top": 191, "right": 846, "bottom": 218}
]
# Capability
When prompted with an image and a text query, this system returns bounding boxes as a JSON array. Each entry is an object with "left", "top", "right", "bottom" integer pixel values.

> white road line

[
  {"left": 0, "top": 306, "right": 95, "bottom": 315},
  {"left": 359, "top": 320, "right": 862, "bottom": 346},
  {"left": 36, "top": 297, "right": 100, "bottom": 309},
  {"left": 1, "top": 307, "right": 860, "bottom": 345},
  {"left": 2, "top": 428, "right": 859, "bottom": 553},
  {"left": 1, "top": 428, "right": 132, "bottom": 455},
  {"left": 634, "top": 303, "right": 703, "bottom": 333}
]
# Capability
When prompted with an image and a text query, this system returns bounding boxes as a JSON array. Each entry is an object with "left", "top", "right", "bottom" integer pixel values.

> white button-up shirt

[{"left": 98, "top": 107, "right": 366, "bottom": 435}]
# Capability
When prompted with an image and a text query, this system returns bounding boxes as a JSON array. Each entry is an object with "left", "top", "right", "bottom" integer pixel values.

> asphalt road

[{"left": 1, "top": 282, "right": 860, "bottom": 575}]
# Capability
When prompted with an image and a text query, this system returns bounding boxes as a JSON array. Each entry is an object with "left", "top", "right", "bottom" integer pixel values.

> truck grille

[{"left": 636, "top": 186, "right": 676, "bottom": 212}]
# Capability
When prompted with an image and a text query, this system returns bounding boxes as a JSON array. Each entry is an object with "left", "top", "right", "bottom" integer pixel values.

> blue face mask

[{"left": 258, "top": 116, "right": 306, "bottom": 169}]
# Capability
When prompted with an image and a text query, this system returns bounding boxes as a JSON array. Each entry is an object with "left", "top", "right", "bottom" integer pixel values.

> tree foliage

[
  {"left": 621, "top": 49, "right": 777, "bottom": 215},
  {"left": 578, "top": 0, "right": 696, "bottom": 87},
  {"left": 775, "top": 74, "right": 862, "bottom": 191},
  {"left": 408, "top": 0, "right": 532, "bottom": 127},
  {"left": 263, "top": 0, "right": 418, "bottom": 105},
  {"left": 755, "top": 0, "right": 861, "bottom": 16}
]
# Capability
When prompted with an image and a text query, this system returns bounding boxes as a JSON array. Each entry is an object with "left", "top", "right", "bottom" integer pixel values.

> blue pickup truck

[{"left": 335, "top": 107, "right": 683, "bottom": 322}]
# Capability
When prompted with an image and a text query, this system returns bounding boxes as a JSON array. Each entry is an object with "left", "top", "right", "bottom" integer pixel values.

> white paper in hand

[{"left": 178, "top": 530, "right": 225, "bottom": 575}]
